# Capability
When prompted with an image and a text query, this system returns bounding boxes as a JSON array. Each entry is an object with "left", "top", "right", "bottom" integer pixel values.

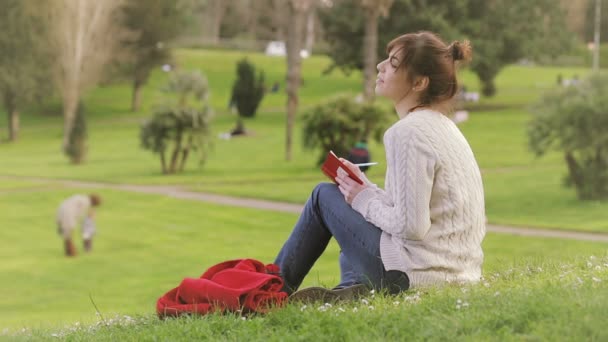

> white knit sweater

[{"left": 352, "top": 109, "right": 486, "bottom": 288}]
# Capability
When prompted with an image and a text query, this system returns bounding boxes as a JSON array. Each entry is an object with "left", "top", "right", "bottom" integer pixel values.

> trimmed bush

[{"left": 529, "top": 74, "right": 608, "bottom": 200}]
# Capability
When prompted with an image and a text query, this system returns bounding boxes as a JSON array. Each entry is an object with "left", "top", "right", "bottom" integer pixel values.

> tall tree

[
  {"left": 463, "top": 0, "right": 574, "bottom": 96},
  {"left": 319, "top": 0, "right": 571, "bottom": 98},
  {"left": 0, "top": 0, "right": 51, "bottom": 141},
  {"left": 360, "top": 0, "right": 394, "bottom": 102},
  {"left": 285, "top": 0, "right": 314, "bottom": 161},
  {"left": 48, "top": 0, "right": 128, "bottom": 152},
  {"left": 122, "top": 0, "right": 189, "bottom": 112}
]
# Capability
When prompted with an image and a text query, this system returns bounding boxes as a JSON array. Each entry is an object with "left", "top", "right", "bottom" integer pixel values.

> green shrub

[
  {"left": 529, "top": 74, "right": 608, "bottom": 200},
  {"left": 230, "top": 58, "right": 265, "bottom": 134},
  {"left": 302, "top": 95, "right": 391, "bottom": 165},
  {"left": 65, "top": 102, "right": 87, "bottom": 164},
  {"left": 141, "top": 70, "right": 213, "bottom": 174}
]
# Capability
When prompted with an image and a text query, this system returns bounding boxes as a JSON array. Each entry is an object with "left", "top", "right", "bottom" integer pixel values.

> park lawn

[
  {"left": 0, "top": 188, "right": 607, "bottom": 334},
  {"left": 1, "top": 49, "right": 606, "bottom": 232}
]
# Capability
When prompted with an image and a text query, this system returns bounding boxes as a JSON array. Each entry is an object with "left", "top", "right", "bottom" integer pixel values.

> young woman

[{"left": 275, "top": 31, "right": 486, "bottom": 301}]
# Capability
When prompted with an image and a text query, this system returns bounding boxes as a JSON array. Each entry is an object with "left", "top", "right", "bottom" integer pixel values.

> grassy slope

[{"left": 0, "top": 188, "right": 607, "bottom": 331}]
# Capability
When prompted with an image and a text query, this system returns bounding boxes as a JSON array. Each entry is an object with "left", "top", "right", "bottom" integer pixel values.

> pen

[{"left": 354, "top": 162, "right": 378, "bottom": 167}]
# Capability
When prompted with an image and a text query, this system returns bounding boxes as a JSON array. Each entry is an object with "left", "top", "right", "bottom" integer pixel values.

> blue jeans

[{"left": 274, "top": 183, "right": 409, "bottom": 294}]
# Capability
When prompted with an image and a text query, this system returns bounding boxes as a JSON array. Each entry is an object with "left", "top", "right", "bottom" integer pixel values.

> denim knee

[{"left": 311, "top": 183, "right": 339, "bottom": 205}]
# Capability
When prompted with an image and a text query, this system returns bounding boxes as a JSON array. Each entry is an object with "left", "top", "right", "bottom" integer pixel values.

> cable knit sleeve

[{"left": 352, "top": 128, "right": 436, "bottom": 240}]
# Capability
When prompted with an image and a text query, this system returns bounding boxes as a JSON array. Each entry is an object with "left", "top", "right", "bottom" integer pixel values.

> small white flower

[
  {"left": 587, "top": 262, "right": 593, "bottom": 268},
  {"left": 338, "top": 307, "right": 345, "bottom": 312},
  {"left": 604, "top": 263, "right": 608, "bottom": 268},
  {"left": 361, "top": 298, "right": 369, "bottom": 305},
  {"left": 370, "top": 289, "right": 375, "bottom": 294},
  {"left": 393, "top": 301, "right": 400, "bottom": 306},
  {"left": 300, "top": 305, "right": 307, "bottom": 312},
  {"left": 576, "top": 277, "right": 584, "bottom": 284},
  {"left": 352, "top": 307, "right": 359, "bottom": 312},
  {"left": 537, "top": 267, "right": 543, "bottom": 272},
  {"left": 483, "top": 282, "right": 490, "bottom": 288},
  {"left": 456, "top": 299, "right": 462, "bottom": 304},
  {"left": 317, "top": 305, "right": 328, "bottom": 312},
  {"left": 592, "top": 277, "right": 601, "bottom": 283},
  {"left": 456, "top": 304, "right": 461, "bottom": 310},
  {"left": 462, "top": 302, "right": 470, "bottom": 308},
  {"left": 590, "top": 256, "right": 596, "bottom": 260},
  {"left": 241, "top": 317, "right": 247, "bottom": 321},
  {"left": 368, "top": 306, "right": 375, "bottom": 310},
  {"left": 324, "top": 303, "right": 332, "bottom": 308},
  {"left": 596, "top": 266, "right": 602, "bottom": 271},
  {"left": 494, "top": 291, "right": 500, "bottom": 297}
]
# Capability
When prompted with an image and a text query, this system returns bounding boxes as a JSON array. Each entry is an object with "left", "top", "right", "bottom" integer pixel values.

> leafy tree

[
  {"left": 122, "top": 0, "right": 189, "bottom": 112},
  {"left": 140, "top": 70, "right": 213, "bottom": 174},
  {"left": 529, "top": 75, "right": 608, "bottom": 200},
  {"left": 0, "top": 0, "right": 52, "bottom": 141},
  {"left": 360, "top": 0, "right": 395, "bottom": 101},
  {"left": 302, "top": 95, "right": 391, "bottom": 165},
  {"left": 462, "top": 0, "right": 574, "bottom": 96},
  {"left": 230, "top": 58, "right": 265, "bottom": 135},
  {"left": 319, "top": 0, "right": 572, "bottom": 97},
  {"left": 65, "top": 102, "right": 87, "bottom": 164},
  {"left": 48, "top": 0, "right": 128, "bottom": 152}
]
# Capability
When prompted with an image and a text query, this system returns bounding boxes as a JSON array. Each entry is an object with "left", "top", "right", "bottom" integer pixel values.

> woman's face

[{"left": 375, "top": 48, "right": 411, "bottom": 102}]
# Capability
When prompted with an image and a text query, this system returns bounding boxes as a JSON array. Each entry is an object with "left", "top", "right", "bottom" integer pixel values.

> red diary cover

[{"left": 321, "top": 150, "right": 364, "bottom": 185}]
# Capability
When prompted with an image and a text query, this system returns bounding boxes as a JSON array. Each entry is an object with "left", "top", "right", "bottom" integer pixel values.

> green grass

[
  {"left": 7, "top": 256, "right": 608, "bottom": 341},
  {"left": 1, "top": 188, "right": 607, "bottom": 334}
]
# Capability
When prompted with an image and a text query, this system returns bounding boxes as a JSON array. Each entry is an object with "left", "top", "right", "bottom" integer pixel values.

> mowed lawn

[{"left": 0, "top": 188, "right": 606, "bottom": 331}]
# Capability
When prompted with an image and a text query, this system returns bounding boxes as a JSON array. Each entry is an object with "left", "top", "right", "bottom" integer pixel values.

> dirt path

[{"left": 2, "top": 175, "right": 608, "bottom": 243}]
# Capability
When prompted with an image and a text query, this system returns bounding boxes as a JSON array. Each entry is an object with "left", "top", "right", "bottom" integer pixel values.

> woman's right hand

[{"left": 339, "top": 158, "right": 364, "bottom": 179}]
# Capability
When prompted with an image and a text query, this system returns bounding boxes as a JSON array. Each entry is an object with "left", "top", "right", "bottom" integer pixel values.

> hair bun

[{"left": 450, "top": 40, "right": 472, "bottom": 62}]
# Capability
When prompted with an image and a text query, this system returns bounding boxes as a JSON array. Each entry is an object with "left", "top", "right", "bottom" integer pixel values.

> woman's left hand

[{"left": 336, "top": 167, "right": 368, "bottom": 204}]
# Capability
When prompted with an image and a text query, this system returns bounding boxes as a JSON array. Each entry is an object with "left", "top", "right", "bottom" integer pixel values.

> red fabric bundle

[{"left": 156, "top": 259, "right": 288, "bottom": 318}]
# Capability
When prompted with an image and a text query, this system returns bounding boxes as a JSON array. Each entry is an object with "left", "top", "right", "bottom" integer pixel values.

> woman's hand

[{"left": 336, "top": 158, "right": 368, "bottom": 204}]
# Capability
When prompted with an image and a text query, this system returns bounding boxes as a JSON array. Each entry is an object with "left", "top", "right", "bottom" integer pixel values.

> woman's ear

[{"left": 413, "top": 76, "right": 429, "bottom": 92}]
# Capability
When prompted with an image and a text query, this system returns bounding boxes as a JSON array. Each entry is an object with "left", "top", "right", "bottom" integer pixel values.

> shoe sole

[{"left": 289, "top": 284, "right": 369, "bottom": 303}]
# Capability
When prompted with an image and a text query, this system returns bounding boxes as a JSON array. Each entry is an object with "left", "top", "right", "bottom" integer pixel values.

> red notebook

[{"left": 321, "top": 150, "right": 364, "bottom": 185}]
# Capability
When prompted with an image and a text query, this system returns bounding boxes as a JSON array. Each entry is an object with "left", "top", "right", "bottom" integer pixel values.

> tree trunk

[
  {"left": 131, "top": 81, "right": 143, "bottom": 112},
  {"left": 304, "top": 7, "right": 315, "bottom": 54},
  {"left": 160, "top": 149, "right": 168, "bottom": 174},
  {"left": 232, "top": 116, "right": 246, "bottom": 135},
  {"left": 8, "top": 109, "right": 19, "bottom": 142},
  {"left": 285, "top": 0, "right": 310, "bottom": 161},
  {"left": 363, "top": 9, "right": 379, "bottom": 102},
  {"left": 62, "top": 90, "right": 79, "bottom": 152},
  {"left": 565, "top": 152, "right": 583, "bottom": 190},
  {"left": 169, "top": 130, "right": 183, "bottom": 173},
  {"left": 208, "top": 0, "right": 227, "bottom": 44},
  {"left": 3, "top": 92, "right": 19, "bottom": 142},
  {"left": 178, "top": 136, "right": 193, "bottom": 172}
]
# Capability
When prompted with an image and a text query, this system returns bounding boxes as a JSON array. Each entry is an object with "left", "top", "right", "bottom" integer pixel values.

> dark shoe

[{"left": 289, "top": 284, "right": 369, "bottom": 303}]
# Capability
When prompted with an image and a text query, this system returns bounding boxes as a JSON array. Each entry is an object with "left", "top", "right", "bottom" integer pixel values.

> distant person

[
  {"left": 56, "top": 194, "right": 102, "bottom": 257},
  {"left": 346, "top": 141, "right": 371, "bottom": 172},
  {"left": 271, "top": 81, "right": 280, "bottom": 93},
  {"left": 274, "top": 31, "right": 485, "bottom": 302}
]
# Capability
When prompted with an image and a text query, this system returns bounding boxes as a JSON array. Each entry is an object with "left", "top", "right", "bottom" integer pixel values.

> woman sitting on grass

[{"left": 274, "top": 31, "right": 486, "bottom": 302}]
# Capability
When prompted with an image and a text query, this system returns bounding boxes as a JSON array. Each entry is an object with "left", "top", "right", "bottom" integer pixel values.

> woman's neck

[{"left": 394, "top": 97, "right": 447, "bottom": 119}]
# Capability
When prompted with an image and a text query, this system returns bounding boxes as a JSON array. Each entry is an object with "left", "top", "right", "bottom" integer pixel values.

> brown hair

[
  {"left": 386, "top": 31, "right": 472, "bottom": 106},
  {"left": 89, "top": 194, "right": 102, "bottom": 207}
]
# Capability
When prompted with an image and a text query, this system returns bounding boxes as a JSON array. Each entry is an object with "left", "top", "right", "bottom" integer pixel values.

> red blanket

[{"left": 157, "top": 259, "right": 288, "bottom": 318}]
